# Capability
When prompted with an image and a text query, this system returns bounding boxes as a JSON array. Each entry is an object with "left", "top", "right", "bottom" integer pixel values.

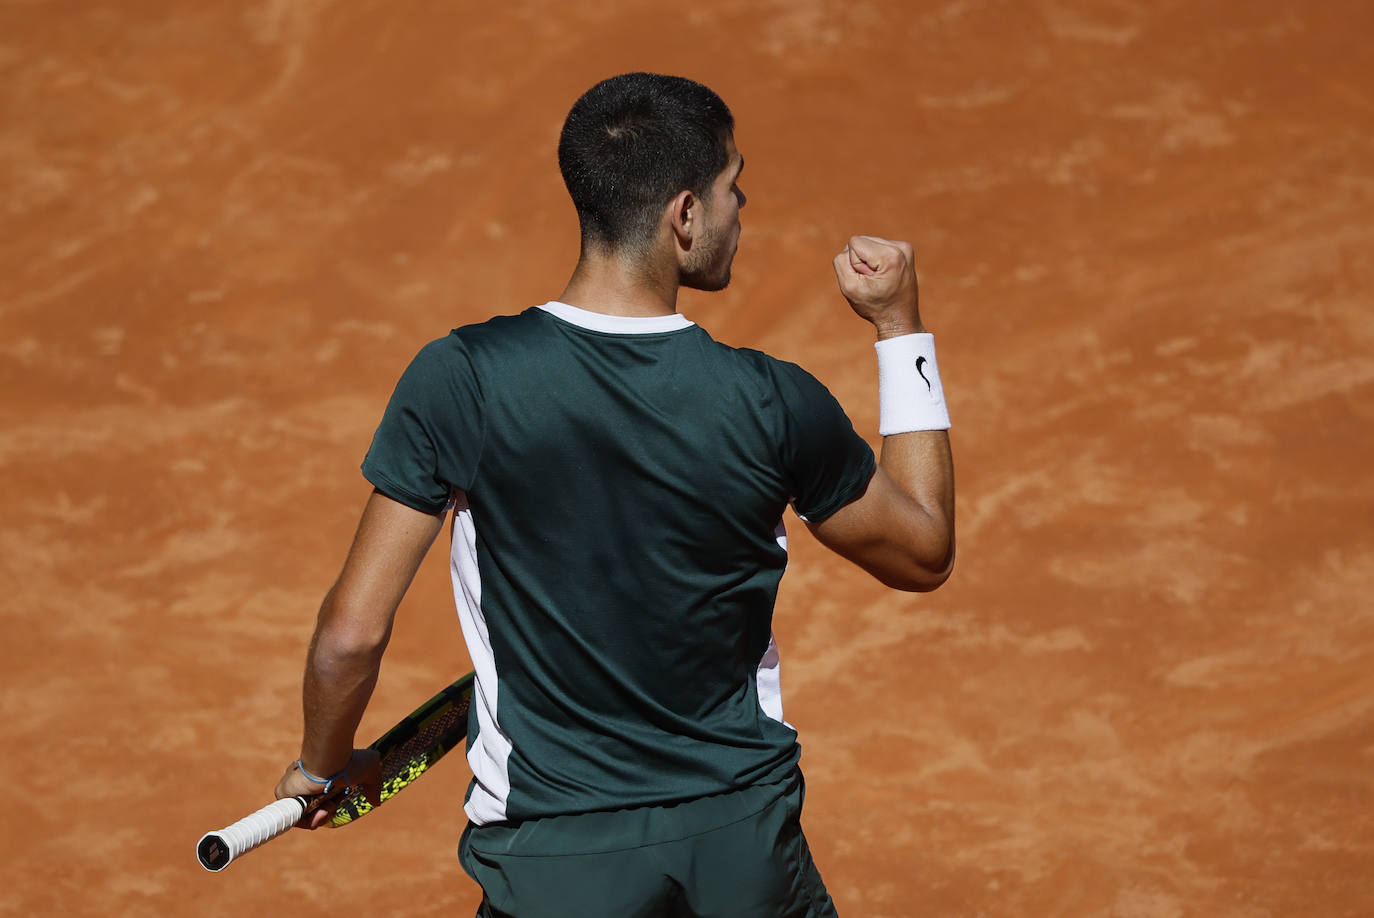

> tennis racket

[{"left": 197, "top": 671, "right": 474, "bottom": 872}]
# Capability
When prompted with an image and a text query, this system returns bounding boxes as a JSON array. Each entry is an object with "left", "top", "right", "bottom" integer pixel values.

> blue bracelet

[{"left": 294, "top": 758, "right": 350, "bottom": 794}]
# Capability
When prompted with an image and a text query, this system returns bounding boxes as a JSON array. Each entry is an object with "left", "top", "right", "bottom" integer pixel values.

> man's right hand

[
  {"left": 812, "top": 234, "right": 954, "bottom": 593},
  {"left": 831, "top": 235, "right": 924, "bottom": 339},
  {"left": 274, "top": 749, "right": 383, "bottom": 829}
]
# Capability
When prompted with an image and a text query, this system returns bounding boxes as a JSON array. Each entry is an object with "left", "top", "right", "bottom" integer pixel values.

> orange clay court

[{"left": 2, "top": 2, "right": 1371, "bottom": 916}]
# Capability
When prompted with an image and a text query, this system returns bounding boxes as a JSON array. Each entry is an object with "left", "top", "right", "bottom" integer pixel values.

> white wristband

[{"left": 876, "top": 333, "right": 950, "bottom": 434}]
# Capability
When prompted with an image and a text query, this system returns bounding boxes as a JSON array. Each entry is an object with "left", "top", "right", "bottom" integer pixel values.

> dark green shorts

[{"left": 459, "top": 769, "right": 838, "bottom": 918}]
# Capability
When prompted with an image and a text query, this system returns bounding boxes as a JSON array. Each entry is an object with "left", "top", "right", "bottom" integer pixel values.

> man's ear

[{"left": 667, "top": 189, "right": 697, "bottom": 250}]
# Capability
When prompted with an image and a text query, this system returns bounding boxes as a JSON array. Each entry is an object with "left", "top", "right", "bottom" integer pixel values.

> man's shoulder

[
  {"left": 410, "top": 308, "right": 555, "bottom": 365},
  {"left": 390, "top": 311, "right": 547, "bottom": 384},
  {"left": 449, "top": 307, "right": 549, "bottom": 344},
  {"left": 725, "top": 344, "right": 825, "bottom": 391}
]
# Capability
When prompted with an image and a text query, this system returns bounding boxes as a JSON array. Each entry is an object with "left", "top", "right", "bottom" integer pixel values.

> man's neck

[{"left": 558, "top": 247, "right": 680, "bottom": 317}]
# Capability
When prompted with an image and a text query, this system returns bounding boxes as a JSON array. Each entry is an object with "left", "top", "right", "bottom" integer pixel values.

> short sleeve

[
  {"left": 360, "top": 334, "right": 485, "bottom": 513},
  {"left": 773, "top": 361, "right": 876, "bottom": 522}
]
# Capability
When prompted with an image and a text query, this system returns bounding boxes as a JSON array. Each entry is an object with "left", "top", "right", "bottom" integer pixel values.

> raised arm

[
  {"left": 272, "top": 489, "right": 446, "bottom": 825},
  {"left": 806, "top": 236, "right": 955, "bottom": 592}
]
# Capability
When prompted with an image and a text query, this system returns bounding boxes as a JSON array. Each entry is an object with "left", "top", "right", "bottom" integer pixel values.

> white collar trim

[{"left": 536, "top": 301, "right": 694, "bottom": 335}]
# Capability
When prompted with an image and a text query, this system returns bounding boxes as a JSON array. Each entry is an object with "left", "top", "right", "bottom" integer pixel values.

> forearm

[
  {"left": 877, "top": 428, "right": 955, "bottom": 576},
  {"left": 871, "top": 308, "right": 956, "bottom": 567},
  {"left": 811, "top": 236, "right": 960, "bottom": 590},
  {"left": 297, "top": 588, "right": 391, "bottom": 775},
  {"left": 274, "top": 492, "right": 444, "bottom": 812}
]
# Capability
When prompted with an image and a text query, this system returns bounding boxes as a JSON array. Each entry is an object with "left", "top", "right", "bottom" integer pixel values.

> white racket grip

[{"left": 197, "top": 796, "right": 307, "bottom": 872}]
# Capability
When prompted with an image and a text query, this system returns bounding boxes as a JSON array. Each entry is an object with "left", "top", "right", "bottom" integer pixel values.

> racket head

[{"left": 329, "top": 671, "right": 474, "bottom": 827}]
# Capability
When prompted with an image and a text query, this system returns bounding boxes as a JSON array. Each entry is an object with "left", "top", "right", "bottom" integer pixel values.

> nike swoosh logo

[{"left": 915, "top": 356, "right": 932, "bottom": 392}]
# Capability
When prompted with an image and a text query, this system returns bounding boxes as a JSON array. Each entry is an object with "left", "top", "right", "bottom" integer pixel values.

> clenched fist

[{"left": 832, "top": 235, "right": 925, "bottom": 340}]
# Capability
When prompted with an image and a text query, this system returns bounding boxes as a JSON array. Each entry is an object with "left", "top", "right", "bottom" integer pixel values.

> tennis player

[{"left": 274, "top": 72, "right": 954, "bottom": 917}]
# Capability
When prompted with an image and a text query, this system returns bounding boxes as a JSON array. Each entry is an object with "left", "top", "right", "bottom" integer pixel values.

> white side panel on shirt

[
  {"left": 756, "top": 518, "right": 793, "bottom": 729},
  {"left": 449, "top": 491, "right": 514, "bottom": 824}
]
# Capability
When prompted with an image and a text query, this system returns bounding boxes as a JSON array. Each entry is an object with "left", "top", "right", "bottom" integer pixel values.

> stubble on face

[
  {"left": 681, "top": 218, "right": 731, "bottom": 291},
  {"left": 680, "top": 144, "right": 743, "bottom": 293}
]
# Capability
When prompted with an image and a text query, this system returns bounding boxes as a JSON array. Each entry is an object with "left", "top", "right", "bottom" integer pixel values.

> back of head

[{"left": 558, "top": 73, "right": 734, "bottom": 253}]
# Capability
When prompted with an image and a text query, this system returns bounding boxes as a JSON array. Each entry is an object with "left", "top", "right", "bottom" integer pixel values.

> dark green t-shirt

[{"left": 362, "top": 302, "right": 875, "bottom": 825}]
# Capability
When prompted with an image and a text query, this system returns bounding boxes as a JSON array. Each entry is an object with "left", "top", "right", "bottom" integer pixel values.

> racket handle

[{"left": 197, "top": 796, "right": 308, "bottom": 872}]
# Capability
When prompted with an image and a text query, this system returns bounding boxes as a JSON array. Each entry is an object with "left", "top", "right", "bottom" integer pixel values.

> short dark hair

[{"left": 558, "top": 73, "right": 734, "bottom": 251}]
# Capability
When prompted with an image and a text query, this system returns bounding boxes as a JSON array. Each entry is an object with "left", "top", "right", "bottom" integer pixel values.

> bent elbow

[
  {"left": 311, "top": 595, "right": 393, "bottom": 671},
  {"left": 310, "top": 629, "right": 389, "bottom": 684},
  {"left": 883, "top": 543, "right": 955, "bottom": 593},
  {"left": 881, "top": 567, "right": 951, "bottom": 593},
  {"left": 912, "top": 559, "right": 955, "bottom": 592}
]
